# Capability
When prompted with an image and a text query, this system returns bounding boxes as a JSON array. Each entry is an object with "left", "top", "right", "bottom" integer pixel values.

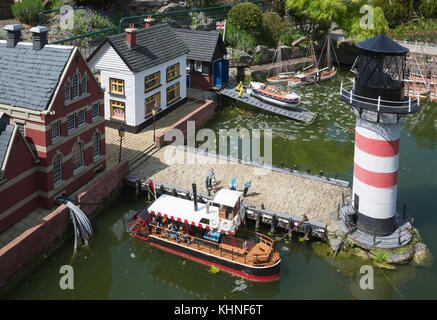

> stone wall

[
  {"left": 156, "top": 99, "right": 215, "bottom": 147},
  {"left": 76, "top": 159, "right": 129, "bottom": 216},
  {"left": 0, "top": 159, "right": 129, "bottom": 291},
  {"left": 0, "top": 0, "right": 13, "bottom": 19}
]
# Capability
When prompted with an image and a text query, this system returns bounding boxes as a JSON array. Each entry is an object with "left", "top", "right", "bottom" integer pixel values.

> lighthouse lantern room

[{"left": 340, "top": 34, "right": 420, "bottom": 238}]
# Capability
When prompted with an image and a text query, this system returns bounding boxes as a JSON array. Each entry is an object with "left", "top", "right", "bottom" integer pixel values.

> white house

[{"left": 87, "top": 23, "right": 189, "bottom": 133}]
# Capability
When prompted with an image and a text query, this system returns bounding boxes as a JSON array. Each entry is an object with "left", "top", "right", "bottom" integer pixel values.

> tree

[{"left": 286, "top": 0, "right": 390, "bottom": 43}]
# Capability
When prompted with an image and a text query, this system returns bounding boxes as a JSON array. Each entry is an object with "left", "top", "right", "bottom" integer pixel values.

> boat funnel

[{"left": 192, "top": 183, "right": 198, "bottom": 211}]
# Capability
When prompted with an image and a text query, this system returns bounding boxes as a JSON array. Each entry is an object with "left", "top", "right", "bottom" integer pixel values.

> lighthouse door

[{"left": 353, "top": 194, "right": 359, "bottom": 212}]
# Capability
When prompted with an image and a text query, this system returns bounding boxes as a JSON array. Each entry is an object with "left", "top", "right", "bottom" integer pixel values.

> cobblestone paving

[
  {"left": 105, "top": 100, "right": 205, "bottom": 169},
  {"left": 131, "top": 146, "right": 352, "bottom": 233}
]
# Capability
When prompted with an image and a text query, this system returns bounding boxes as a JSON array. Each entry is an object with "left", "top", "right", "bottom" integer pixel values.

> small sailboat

[
  {"left": 247, "top": 82, "right": 300, "bottom": 108},
  {"left": 266, "top": 40, "right": 296, "bottom": 84},
  {"left": 286, "top": 38, "right": 319, "bottom": 87},
  {"left": 288, "top": 35, "right": 338, "bottom": 87},
  {"left": 429, "top": 57, "right": 437, "bottom": 102},
  {"left": 404, "top": 53, "right": 430, "bottom": 101}
]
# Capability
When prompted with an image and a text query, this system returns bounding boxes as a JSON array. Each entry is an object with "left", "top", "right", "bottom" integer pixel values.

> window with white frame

[
  {"left": 51, "top": 120, "right": 61, "bottom": 141},
  {"left": 72, "top": 73, "right": 80, "bottom": 98},
  {"left": 93, "top": 132, "right": 101, "bottom": 159},
  {"left": 81, "top": 73, "right": 88, "bottom": 95},
  {"left": 53, "top": 153, "right": 63, "bottom": 184},
  {"left": 64, "top": 81, "right": 71, "bottom": 102},
  {"left": 67, "top": 114, "right": 76, "bottom": 132},
  {"left": 195, "top": 60, "right": 202, "bottom": 72},
  {"left": 92, "top": 103, "right": 100, "bottom": 119},
  {"left": 78, "top": 109, "right": 86, "bottom": 127},
  {"left": 72, "top": 142, "right": 84, "bottom": 171}
]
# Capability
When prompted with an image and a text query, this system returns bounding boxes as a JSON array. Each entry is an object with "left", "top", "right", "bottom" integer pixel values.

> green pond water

[{"left": 4, "top": 68, "right": 437, "bottom": 300}]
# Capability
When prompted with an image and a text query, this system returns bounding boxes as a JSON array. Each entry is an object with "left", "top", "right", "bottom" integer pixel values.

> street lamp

[
  {"left": 152, "top": 103, "right": 158, "bottom": 142},
  {"left": 118, "top": 125, "right": 125, "bottom": 163}
]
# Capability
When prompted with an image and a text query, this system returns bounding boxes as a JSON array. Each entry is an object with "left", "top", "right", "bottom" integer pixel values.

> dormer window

[
  {"left": 72, "top": 73, "right": 80, "bottom": 99},
  {"left": 81, "top": 73, "right": 88, "bottom": 95},
  {"left": 64, "top": 81, "right": 71, "bottom": 102}
]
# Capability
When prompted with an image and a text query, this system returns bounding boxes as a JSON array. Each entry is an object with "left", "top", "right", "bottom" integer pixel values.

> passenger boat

[
  {"left": 247, "top": 82, "right": 300, "bottom": 108},
  {"left": 128, "top": 186, "right": 280, "bottom": 282}
]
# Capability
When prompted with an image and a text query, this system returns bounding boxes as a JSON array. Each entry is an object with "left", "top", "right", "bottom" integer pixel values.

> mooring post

[
  {"left": 172, "top": 188, "right": 177, "bottom": 197},
  {"left": 270, "top": 214, "right": 277, "bottom": 233},
  {"left": 135, "top": 178, "right": 141, "bottom": 199},
  {"left": 287, "top": 220, "right": 293, "bottom": 240},
  {"left": 255, "top": 213, "right": 260, "bottom": 230}
]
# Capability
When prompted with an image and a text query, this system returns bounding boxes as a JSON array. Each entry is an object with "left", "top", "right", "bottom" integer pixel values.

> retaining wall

[
  {"left": 0, "top": 159, "right": 129, "bottom": 292},
  {"left": 156, "top": 99, "right": 215, "bottom": 148},
  {"left": 0, "top": 0, "right": 13, "bottom": 19}
]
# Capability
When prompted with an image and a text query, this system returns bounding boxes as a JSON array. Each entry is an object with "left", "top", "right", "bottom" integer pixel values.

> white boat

[{"left": 247, "top": 82, "right": 300, "bottom": 108}]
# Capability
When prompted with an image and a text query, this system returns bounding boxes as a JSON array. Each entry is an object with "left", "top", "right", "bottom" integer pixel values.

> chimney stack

[
  {"left": 4, "top": 24, "right": 24, "bottom": 48},
  {"left": 192, "top": 183, "right": 198, "bottom": 212},
  {"left": 144, "top": 16, "right": 155, "bottom": 28},
  {"left": 125, "top": 23, "right": 138, "bottom": 49},
  {"left": 30, "top": 26, "right": 50, "bottom": 51}
]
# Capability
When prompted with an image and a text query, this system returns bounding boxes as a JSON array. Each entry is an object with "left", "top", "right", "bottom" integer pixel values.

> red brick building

[{"left": 0, "top": 25, "right": 106, "bottom": 233}]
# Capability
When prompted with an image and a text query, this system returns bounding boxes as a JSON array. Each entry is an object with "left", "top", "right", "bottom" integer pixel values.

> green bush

[
  {"left": 372, "top": 0, "right": 413, "bottom": 28},
  {"left": 262, "top": 10, "right": 289, "bottom": 47},
  {"left": 51, "top": 7, "right": 114, "bottom": 47},
  {"left": 388, "top": 19, "right": 437, "bottom": 43},
  {"left": 12, "top": 0, "right": 44, "bottom": 26},
  {"left": 225, "top": 21, "right": 259, "bottom": 51},
  {"left": 228, "top": 2, "right": 263, "bottom": 34}
]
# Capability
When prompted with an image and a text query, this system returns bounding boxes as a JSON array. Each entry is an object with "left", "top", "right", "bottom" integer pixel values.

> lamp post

[
  {"left": 152, "top": 104, "right": 158, "bottom": 142},
  {"left": 118, "top": 125, "right": 125, "bottom": 163}
]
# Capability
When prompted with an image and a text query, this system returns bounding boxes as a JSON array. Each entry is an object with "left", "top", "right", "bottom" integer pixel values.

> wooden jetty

[
  {"left": 126, "top": 145, "right": 351, "bottom": 237},
  {"left": 126, "top": 177, "right": 329, "bottom": 240},
  {"left": 218, "top": 86, "right": 317, "bottom": 123}
]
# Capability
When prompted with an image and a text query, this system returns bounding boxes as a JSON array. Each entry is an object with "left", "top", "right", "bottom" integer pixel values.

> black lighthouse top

[
  {"left": 340, "top": 34, "right": 420, "bottom": 114},
  {"left": 356, "top": 34, "right": 408, "bottom": 56}
]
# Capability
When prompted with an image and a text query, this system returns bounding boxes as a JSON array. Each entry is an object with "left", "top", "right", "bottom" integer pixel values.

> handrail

[
  {"left": 117, "top": 0, "right": 264, "bottom": 33},
  {"left": 341, "top": 81, "right": 418, "bottom": 106},
  {"left": 48, "top": 27, "right": 117, "bottom": 45},
  {"left": 146, "top": 223, "right": 273, "bottom": 264}
]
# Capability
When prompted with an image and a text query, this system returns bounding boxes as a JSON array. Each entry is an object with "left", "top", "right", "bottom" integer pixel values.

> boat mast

[{"left": 327, "top": 35, "right": 331, "bottom": 69}]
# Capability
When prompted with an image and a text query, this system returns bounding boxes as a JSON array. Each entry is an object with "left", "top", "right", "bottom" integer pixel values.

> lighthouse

[{"left": 340, "top": 34, "right": 420, "bottom": 237}]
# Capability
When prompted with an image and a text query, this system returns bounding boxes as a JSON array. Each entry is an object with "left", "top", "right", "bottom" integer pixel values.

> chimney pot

[
  {"left": 30, "top": 26, "right": 50, "bottom": 51},
  {"left": 144, "top": 16, "right": 155, "bottom": 28},
  {"left": 125, "top": 24, "right": 138, "bottom": 49},
  {"left": 4, "top": 24, "right": 25, "bottom": 48}
]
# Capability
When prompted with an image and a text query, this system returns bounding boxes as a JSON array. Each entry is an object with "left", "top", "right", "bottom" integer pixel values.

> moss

[{"left": 369, "top": 248, "right": 391, "bottom": 263}]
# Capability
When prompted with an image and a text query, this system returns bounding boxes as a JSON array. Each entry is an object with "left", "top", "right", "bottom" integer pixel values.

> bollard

[
  {"left": 307, "top": 168, "right": 311, "bottom": 174},
  {"left": 172, "top": 188, "right": 177, "bottom": 197},
  {"left": 280, "top": 161, "right": 284, "bottom": 168},
  {"left": 270, "top": 215, "right": 277, "bottom": 233},
  {"left": 255, "top": 213, "right": 260, "bottom": 230},
  {"left": 287, "top": 222, "right": 293, "bottom": 240},
  {"left": 261, "top": 203, "right": 265, "bottom": 209},
  {"left": 135, "top": 178, "right": 140, "bottom": 199},
  {"left": 319, "top": 170, "right": 324, "bottom": 176},
  {"left": 293, "top": 165, "right": 297, "bottom": 171}
]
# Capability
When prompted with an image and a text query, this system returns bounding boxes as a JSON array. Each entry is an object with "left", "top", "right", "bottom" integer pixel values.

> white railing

[
  {"left": 394, "top": 39, "right": 437, "bottom": 49},
  {"left": 340, "top": 80, "right": 420, "bottom": 111}
]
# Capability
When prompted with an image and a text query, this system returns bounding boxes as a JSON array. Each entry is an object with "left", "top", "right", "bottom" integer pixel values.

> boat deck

[
  {"left": 218, "top": 86, "right": 317, "bottom": 123},
  {"left": 146, "top": 228, "right": 280, "bottom": 267}
]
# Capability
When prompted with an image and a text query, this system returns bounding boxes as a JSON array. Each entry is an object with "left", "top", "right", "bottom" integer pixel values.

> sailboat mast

[{"left": 327, "top": 35, "right": 331, "bottom": 69}]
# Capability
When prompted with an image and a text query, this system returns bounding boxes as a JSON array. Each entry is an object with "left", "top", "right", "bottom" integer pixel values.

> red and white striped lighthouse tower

[{"left": 340, "top": 34, "right": 420, "bottom": 236}]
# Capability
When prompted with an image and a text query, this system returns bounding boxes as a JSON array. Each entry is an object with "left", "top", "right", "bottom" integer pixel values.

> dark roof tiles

[
  {"left": 102, "top": 23, "right": 189, "bottom": 73},
  {"left": 0, "top": 42, "right": 73, "bottom": 111},
  {"left": 173, "top": 28, "right": 226, "bottom": 62}
]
